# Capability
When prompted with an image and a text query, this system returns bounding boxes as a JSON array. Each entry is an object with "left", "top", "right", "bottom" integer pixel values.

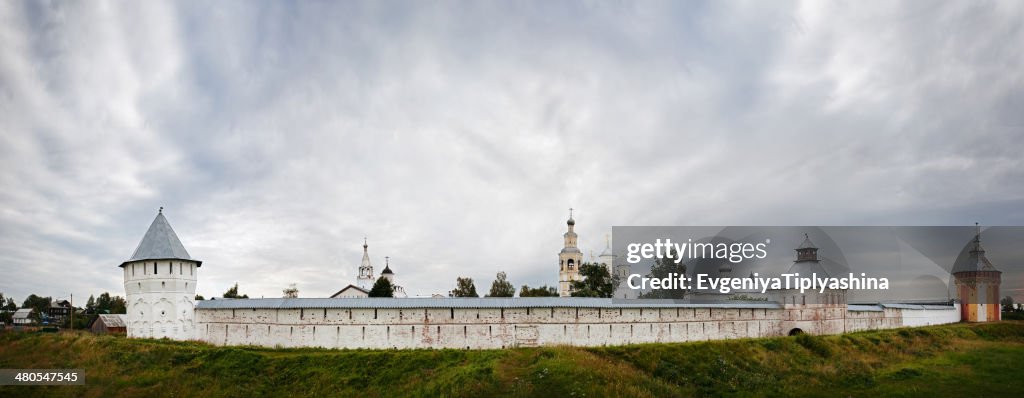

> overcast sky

[{"left": 1, "top": 1, "right": 1022, "bottom": 303}]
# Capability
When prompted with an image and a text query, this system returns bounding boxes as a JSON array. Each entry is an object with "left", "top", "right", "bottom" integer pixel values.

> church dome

[
  {"left": 381, "top": 265, "right": 394, "bottom": 275},
  {"left": 567, "top": 217, "right": 575, "bottom": 226}
]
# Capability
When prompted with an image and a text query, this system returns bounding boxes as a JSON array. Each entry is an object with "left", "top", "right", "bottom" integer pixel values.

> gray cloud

[{"left": 1, "top": 1, "right": 1022, "bottom": 303}]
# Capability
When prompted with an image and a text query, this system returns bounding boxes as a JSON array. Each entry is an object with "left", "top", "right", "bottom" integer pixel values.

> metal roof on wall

[
  {"left": 847, "top": 303, "right": 956, "bottom": 312},
  {"left": 196, "top": 297, "right": 786, "bottom": 310}
]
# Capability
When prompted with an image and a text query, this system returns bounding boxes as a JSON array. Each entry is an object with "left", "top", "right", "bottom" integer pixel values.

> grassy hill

[{"left": 2, "top": 322, "right": 1023, "bottom": 397}]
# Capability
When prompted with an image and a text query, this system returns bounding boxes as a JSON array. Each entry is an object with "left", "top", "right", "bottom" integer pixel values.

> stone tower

[
  {"left": 356, "top": 238, "right": 374, "bottom": 290},
  {"left": 120, "top": 208, "right": 201, "bottom": 340},
  {"left": 558, "top": 209, "right": 583, "bottom": 297},
  {"left": 774, "top": 234, "right": 844, "bottom": 307},
  {"left": 954, "top": 224, "right": 1001, "bottom": 322}
]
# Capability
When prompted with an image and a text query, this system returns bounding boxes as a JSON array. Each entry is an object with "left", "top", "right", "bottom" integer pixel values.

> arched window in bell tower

[{"left": 568, "top": 259, "right": 575, "bottom": 270}]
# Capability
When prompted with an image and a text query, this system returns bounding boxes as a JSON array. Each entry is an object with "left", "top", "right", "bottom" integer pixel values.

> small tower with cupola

[
  {"left": 356, "top": 238, "right": 375, "bottom": 290},
  {"left": 558, "top": 208, "right": 583, "bottom": 297},
  {"left": 120, "top": 208, "right": 201, "bottom": 340},
  {"left": 773, "top": 234, "right": 845, "bottom": 307}
]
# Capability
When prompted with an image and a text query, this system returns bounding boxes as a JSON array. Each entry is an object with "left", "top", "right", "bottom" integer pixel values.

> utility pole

[{"left": 69, "top": 293, "right": 73, "bottom": 332}]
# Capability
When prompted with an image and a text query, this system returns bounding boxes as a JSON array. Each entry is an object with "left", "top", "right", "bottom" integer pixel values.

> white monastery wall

[
  {"left": 192, "top": 301, "right": 961, "bottom": 349},
  {"left": 897, "top": 304, "right": 962, "bottom": 327}
]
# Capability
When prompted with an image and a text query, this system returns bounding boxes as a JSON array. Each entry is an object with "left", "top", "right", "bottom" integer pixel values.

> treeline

[
  {"left": 367, "top": 262, "right": 619, "bottom": 298},
  {"left": 0, "top": 291, "right": 126, "bottom": 329}
]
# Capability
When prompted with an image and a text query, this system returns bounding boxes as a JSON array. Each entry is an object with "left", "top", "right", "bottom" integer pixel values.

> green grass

[
  {"left": 2, "top": 322, "right": 1023, "bottom": 397},
  {"left": 1003, "top": 311, "right": 1024, "bottom": 321}
]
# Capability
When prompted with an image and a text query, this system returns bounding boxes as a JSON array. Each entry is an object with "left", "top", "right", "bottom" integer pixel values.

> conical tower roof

[
  {"left": 953, "top": 223, "right": 999, "bottom": 273},
  {"left": 361, "top": 238, "right": 372, "bottom": 268},
  {"left": 797, "top": 234, "right": 816, "bottom": 249},
  {"left": 121, "top": 208, "right": 200, "bottom": 267}
]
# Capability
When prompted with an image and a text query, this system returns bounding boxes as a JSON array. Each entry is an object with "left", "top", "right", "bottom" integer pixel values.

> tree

[
  {"left": 195, "top": 294, "right": 205, "bottom": 301},
  {"left": 570, "top": 263, "right": 618, "bottom": 298},
  {"left": 451, "top": 277, "right": 479, "bottom": 297},
  {"left": 283, "top": 283, "right": 299, "bottom": 298},
  {"left": 638, "top": 248, "right": 687, "bottom": 299},
  {"left": 109, "top": 296, "right": 127, "bottom": 314},
  {"left": 486, "top": 272, "right": 515, "bottom": 297},
  {"left": 72, "top": 313, "right": 95, "bottom": 330},
  {"left": 0, "top": 292, "right": 11, "bottom": 324},
  {"left": 96, "top": 292, "right": 112, "bottom": 313},
  {"left": 91, "top": 292, "right": 126, "bottom": 314},
  {"left": 4, "top": 297, "right": 16, "bottom": 311},
  {"left": 85, "top": 295, "right": 96, "bottom": 312},
  {"left": 22, "top": 294, "right": 52, "bottom": 321},
  {"left": 1002, "top": 296, "right": 1016, "bottom": 313},
  {"left": 223, "top": 283, "right": 249, "bottom": 299},
  {"left": 519, "top": 285, "right": 559, "bottom": 297},
  {"left": 369, "top": 277, "right": 395, "bottom": 298},
  {"left": 728, "top": 294, "right": 767, "bottom": 301}
]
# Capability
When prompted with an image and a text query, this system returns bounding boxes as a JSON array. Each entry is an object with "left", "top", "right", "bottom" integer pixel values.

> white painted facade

[
  {"left": 192, "top": 300, "right": 960, "bottom": 349},
  {"left": 898, "top": 304, "right": 963, "bottom": 327},
  {"left": 356, "top": 239, "right": 374, "bottom": 290},
  {"left": 558, "top": 212, "right": 582, "bottom": 297},
  {"left": 330, "top": 285, "right": 369, "bottom": 298},
  {"left": 123, "top": 259, "right": 199, "bottom": 339}
]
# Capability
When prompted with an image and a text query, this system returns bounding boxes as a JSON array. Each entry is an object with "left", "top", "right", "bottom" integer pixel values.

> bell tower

[
  {"left": 356, "top": 238, "right": 375, "bottom": 289},
  {"left": 120, "top": 207, "right": 201, "bottom": 340},
  {"left": 558, "top": 208, "right": 583, "bottom": 297}
]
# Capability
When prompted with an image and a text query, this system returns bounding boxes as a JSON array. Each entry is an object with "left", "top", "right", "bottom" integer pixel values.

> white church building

[{"left": 330, "top": 238, "right": 407, "bottom": 298}]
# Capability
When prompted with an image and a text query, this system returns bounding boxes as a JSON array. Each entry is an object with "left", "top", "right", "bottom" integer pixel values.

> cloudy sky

[{"left": 1, "top": 1, "right": 1022, "bottom": 303}]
